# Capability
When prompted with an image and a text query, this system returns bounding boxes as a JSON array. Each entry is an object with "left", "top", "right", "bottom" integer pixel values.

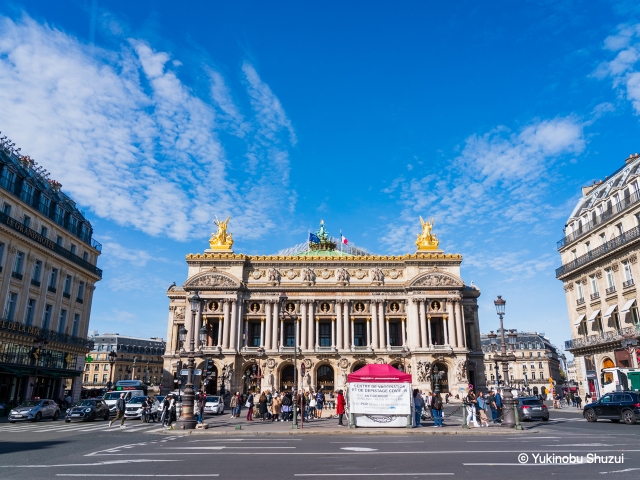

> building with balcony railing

[
  {"left": 480, "top": 331, "right": 563, "bottom": 396},
  {"left": 163, "top": 219, "right": 486, "bottom": 397},
  {"left": 0, "top": 136, "right": 101, "bottom": 406},
  {"left": 557, "top": 153, "right": 640, "bottom": 398}
]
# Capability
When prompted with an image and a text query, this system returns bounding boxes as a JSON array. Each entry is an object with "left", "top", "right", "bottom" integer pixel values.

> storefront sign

[
  {"left": 349, "top": 383, "right": 411, "bottom": 415},
  {"left": 0, "top": 319, "right": 42, "bottom": 337}
]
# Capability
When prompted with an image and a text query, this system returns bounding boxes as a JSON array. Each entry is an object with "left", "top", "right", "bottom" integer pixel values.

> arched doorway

[
  {"left": 351, "top": 362, "right": 367, "bottom": 373},
  {"left": 540, "top": 386, "right": 546, "bottom": 396},
  {"left": 316, "top": 365, "right": 334, "bottom": 393},
  {"left": 204, "top": 365, "right": 218, "bottom": 395},
  {"left": 242, "top": 363, "right": 260, "bottom": 394},
  {"left": 431, "top": 363, "right": 449, "bottom": 393},
  {"left": 390, "top": 361, "right": 404, "bottom": 372},
  {"left": 280, "top": 365, "right": 295, "bottom": 392}
]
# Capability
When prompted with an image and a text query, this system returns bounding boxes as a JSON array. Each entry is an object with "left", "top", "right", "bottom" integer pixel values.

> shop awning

[
  {"left": 574, "top": 314, "right": 586, "bottom": 326},
  {"left": 603, "top": 304, "right": 618, "bottom": 320},
  {"left": 0, "top": 365, "right": 32, "bottom": 377},
  {"left": 348, "top": 364, "right": 412, "bottom": 383},
  {"left": 587, "top": 310, "right": 601, "bottom": 322},
  {"left": 620, "top": 298, "right": 637, "bottom": 314},
  {"left": 39, "top": 369, "right": 82, "bottom": 379}
]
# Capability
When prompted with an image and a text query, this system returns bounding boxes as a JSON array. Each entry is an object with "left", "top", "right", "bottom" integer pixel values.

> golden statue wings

[{"left": 209, "top": 215, "right": 234, "bottom": 250}]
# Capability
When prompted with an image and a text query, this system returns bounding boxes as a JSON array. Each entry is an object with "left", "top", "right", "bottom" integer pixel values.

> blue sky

[{"left": 1, "top": 1, "right": 639, "bottom": 354}]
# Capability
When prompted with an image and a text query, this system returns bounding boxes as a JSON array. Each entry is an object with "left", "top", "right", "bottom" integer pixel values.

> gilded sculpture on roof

[
  {"left": 209, "top": 215, "right": 234, "bottom": 251},
  {"left": 416, "top": 216, "right": 440, "bottom": 251}
]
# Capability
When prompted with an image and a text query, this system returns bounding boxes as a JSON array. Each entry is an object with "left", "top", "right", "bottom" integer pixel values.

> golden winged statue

[
  {"left": 209, "top": 215, "right": 234, "bottom": 250},
  {"left": 415, "top": 216, "right": 440, "bottom": 251}
]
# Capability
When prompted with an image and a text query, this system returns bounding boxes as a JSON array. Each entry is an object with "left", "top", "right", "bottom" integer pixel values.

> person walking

[
  {"left": 272, "top": 392, "right": 281, "bottom": 421},
  {"left": 160, "top": 395, "right": 170, "bottom": 425},
  {"left": 258, "top": 392, "right": 268, "bottom": 421},
  {"left": 266, "top": 390, "right": 273, "bottom": 420},
  {"left": 315, "top": 390, "right": 325, "bottom": 418},
  {"left": 194, "top": 393, "right": 202, "bottom": 424},
  {"left": 431, "top": 392, "right": 443, "bottom": 427},
  {"left": 494, "top": 389, "right": 503, "bottom": 423},
  {"left": 246, "top": 392, "right": 254, "bottom": 421},
  {"left": 336, "top": 389, "right": 346, "bottom": 426},
  {"left": 413, "top": 389, "right": 425, "bottom": 427},
  {"left": 466, "top": 386, "right": 479, "bottom": 428},
  {"left": 281, "top": 392, "right": 292, "bottom": 421},
  {"left": 309, "top": 392, "right": 317, "bottom": 419},
  {"left": 230, "top": 392, "right": 238, "bottom": 418},
  {"left": 109, "top": 393, "right": 127, "bottom": 428},
  {"left": 476, "top": 392, "right": 489, "bottom": 427}
]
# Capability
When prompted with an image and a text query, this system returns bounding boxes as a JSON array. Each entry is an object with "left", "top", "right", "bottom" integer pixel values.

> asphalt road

[{"left": 1, "top": 407, "right": 639, "bottom": 479}]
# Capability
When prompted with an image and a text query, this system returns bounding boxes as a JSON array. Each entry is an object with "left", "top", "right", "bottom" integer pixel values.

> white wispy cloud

[
  {"left": 0, "top": 15, "right": 296, "bottom": 242},
  {"left": 381, "top": 117, "right": 585, "bottom": 275},
  {"left": 101, "top": 241, "right": 153, "bottom": 267}
]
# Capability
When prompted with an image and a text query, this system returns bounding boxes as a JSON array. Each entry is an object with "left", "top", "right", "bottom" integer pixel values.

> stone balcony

[{"left": 565, "top": 324, "right": 640, "bottom": 352}]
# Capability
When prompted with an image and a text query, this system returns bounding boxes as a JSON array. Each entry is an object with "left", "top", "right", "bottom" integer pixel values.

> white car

[
  {"left": 103, "top": 390, "right": 145, "bottom": 416},
  {"left": 124, "top": 396, "right": 160, "bottom": 420},
  {"left": 203, "top": 396, "right": 224, "bottom": 415}
]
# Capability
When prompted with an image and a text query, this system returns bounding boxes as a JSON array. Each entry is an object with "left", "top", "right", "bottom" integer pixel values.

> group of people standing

[
  {"left": 227, "top": 389, "right": 347, "bottom": 425},
  {"left": 412, "top": 389, "right": 444, "bottom": 427}
]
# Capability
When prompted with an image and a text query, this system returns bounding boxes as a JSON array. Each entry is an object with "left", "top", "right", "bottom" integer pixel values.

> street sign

[{"left": 180, "top": 369, "right": 202, "bottom": 376}]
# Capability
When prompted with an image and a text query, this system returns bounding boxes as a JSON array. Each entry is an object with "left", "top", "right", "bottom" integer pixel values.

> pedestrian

[
  {"left": 445, "top": 393, "right": 450, "bottom": 404},
  {"left": 272, "top": 392, "right": 281, "bottom": 421},
  {"left": 466, "top": 385, "right": 479, "bottom": 428},
  {"left": 431, "top": 392, "right": 443, "bottom": 427},
  {"left": 576, "top": 395, "right": 582, "bottom": 408},
  {"left": 336, "top": 389, "right": 346, "bottom": 426},
  {"left": 476, "top": 392, "right": 489, "bottom": 427},
  {"left": 413, "top": 389, "right": 425, "bottom": 427},
  {"left": 266, "top": 390, "right": 273, "bottom": 420},
  {"left": 230, "top": 392, "right": 238, "bottom": 418},
  {"left": 488, "top": 391, "right": 498, "bottom": 423},
  {"left": 309, "top": 392, "right": 317, "bottom": 419},
  {"left": 281, "top": 392, "right": 292, "bottom": 421},
  {"left": 160, "top": 395, "right": 170, "bottom": 425},
  {"left": 258, "top": 392, "right": 268, "bottom": 421},
  {"left": 494, "top": 389, "right": 503, "bottom": 423},
  {"left": 194, "top": 393, "right": 202, "bottom": 424},
  {"left": 109, "top": 393, "right": 127, "bottom": 428},
  {"left": 246, "top": 392, "right": 254, "bottom": 421},
  {"left": 315, "top": 389, "right": 325, "bottom": 418}
]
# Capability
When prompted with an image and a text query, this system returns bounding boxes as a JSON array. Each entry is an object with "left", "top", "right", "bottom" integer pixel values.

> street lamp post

[
  {"left": 279, "top": 293, "right": 299, "bottom": 429},
  {"left": 492, "top": 296, "right": 519, "bottom": 429},
  {"left": 31, "top": 336, "right": 48, "bottom": 399},
  {"left": 175, "top": 291, "right": 205, "bottom": 430},
  {"left": 107, "top": 351, "right": 118, "bottom": 391}
]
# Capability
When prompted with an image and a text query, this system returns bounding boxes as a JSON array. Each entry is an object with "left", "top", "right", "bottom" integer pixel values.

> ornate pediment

[
  {"left": 410, "top": 272, "right": 463, "bottom": 288},
  {"left": 184, "top": 272, "right": 241, "bottom": 290}
]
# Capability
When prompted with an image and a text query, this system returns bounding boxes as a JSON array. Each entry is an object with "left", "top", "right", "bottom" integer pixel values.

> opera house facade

[{"left": 162, "top": 218, "right": 486, "bottom": 397}]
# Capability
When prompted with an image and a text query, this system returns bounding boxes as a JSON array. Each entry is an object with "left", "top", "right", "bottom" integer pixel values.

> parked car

[
  {"left": 65, "top": 399, "right": 110, "bottom": 422},
  {"left": 203, "top": 396, "right": 224, "bottom": 415},
  {"left": 8, "top": 399, "right": 60, "bottom": 423},
  {"left": 103, "top": 390, "right": 145, "bottom": 416},
  {"left": 124, "top": 396, "right": 160, "bottom": 420},
  {"left": 516, "top": 396, "right": 549, "bottom": 421},
  {"left": 583, "top": 391, "right": 640, "bottom": 425}
]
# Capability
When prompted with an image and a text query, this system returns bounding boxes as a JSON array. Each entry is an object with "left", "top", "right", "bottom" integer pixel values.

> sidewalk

[{"left": 159, "top": 416, "right": 536, "bottom": 436}]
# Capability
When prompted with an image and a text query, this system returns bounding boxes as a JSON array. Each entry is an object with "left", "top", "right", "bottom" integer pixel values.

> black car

[
  {"left": 583, "top": 391, "right": 640, "bottom": 425},
  {"left": 65, "top": 399, "right": 110, "bottom": 422}
]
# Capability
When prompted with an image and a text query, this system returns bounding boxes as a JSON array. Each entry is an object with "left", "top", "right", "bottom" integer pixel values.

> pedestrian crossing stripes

[{"left": 0, "top": 421, "right": 161, "bottom": 434}]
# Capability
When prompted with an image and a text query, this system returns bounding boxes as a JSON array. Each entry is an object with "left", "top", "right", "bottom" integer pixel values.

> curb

[{"left": 155, "top": 427, "right": 538, "bottom": 436}]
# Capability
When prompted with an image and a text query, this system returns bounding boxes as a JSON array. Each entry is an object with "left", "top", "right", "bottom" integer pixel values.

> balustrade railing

[{"left": 565, "top": 324, "right": 640, "bottom": 350}]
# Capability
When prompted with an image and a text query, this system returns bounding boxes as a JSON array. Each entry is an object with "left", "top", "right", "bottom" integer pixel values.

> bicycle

[{"left": 558, "top": 399, "right": 568, "bottom": 409}]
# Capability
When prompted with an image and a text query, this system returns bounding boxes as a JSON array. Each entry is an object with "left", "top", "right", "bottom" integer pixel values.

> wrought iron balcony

[
  {"left": 30, "top": 279, "right": 40, "bottom": 287},
  {"left": 606, "top": 286, "right": 617, "bottom": 295},
  {"left": 590, "top": 292, "right": 600, "bottom": 301},
  {"left": 557, "top": 190, "right": 640, "bottom": 250},
  {"left": 624, "top": 279, "right": 635, "bottom": 288},
  {"left": 0, "top": 316, "right": 92, "bottom": 349},
  {"left": 564, "top": 324, "right": 640, "bottom": 351},
  {"left": 556, "top": 225, "right": 640, "bottom": 278},
  {"left": 577, "top": 297, "right": 585, "bottom": 305}
]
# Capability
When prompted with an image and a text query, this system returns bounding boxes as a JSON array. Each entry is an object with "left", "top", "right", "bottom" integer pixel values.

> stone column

[
  {"left": 308, "top": 301, "right": 315, "bottom": 350},
  {"left": 331, "top": 317, "right": 336, "bottom": 349},
  {"left": 371, "top": 301, "right": 379, "bottom": 350},
  {"left": 231, "top": 300, "right": 240, "bottom": 352},
  {"left": 315, "top": 317, "right": 320, "bottom": 349},
  {"left": 419, "top": 300, "right": 427, "bottom": 348},
  {"left": 222, "top": 300, "right": 231, "bottom": 349},
  {"left": 378, "top": 301, "right": 386, "bottom": 347},
  {"left": 443, "top": 315, "right": 449, "bottom": 346},
  {"left": 217, "top": 317, "right": 223, "bottom": 347},
  {"left": 272, "top": 302, "right": 279, "bottom": 350},
  {"left": 296, "top": 317, "right": 301, "bottom": 349},
  {"left": 206, "top": 318, "right": 213, "bottom": 346},
  {"left": 260, "top": 317, "right": 265, "bottom": 347},
  {"left": 427, "top": 315, "right": 433, "bottom": 346},
  {"left": 336, "top": 302, "right": 343, "bottom": 350},
  {"left": 409, "top": 299, "right": 420, "bottom": 349},
  {"left": 455, "top": 300, "right": 464, "bottom": 348},
  {"left": 301, "top": 302, "right": 308, "bottom": 350},
  {"left": 350, "top": 315, "right": 355, "bottom": 350},
  {"left": 243, "top": 316, "right": 249, "bottom": 348},
  {"left": 265, "top": 301, "right": 272, "bottom": 350},
  {"left": 401, "top": 317, "right": 406, "bottom": 347},
  {"left": 343, "top": 301, "right": 350, "bottom": 349},
  {"left": 385, "top": 318, "right": 391, "bottom": 349},
  {"left": 366, "top": 317, "right": 371, "bottom": 348},
  {"left": 446, "top": 300, "right": 457, "bottom": 348},
  {"left": 279, "top": 313, "right": 284, "bottom": 350}
]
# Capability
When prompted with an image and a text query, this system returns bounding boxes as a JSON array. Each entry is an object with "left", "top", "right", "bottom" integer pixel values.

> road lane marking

[
  {"left": 295, "top": 474, "right": 453, "bottom": 477},
  {"left": 1, "top": 459, "right": 180, "bottom": 468},
  {"left": 341, "top": 447, "right": 378, "bottom": 452},
  {"left": 168, "top": 446, "right": 296, "bottom": 449},
  {"left": 55, "top": 475, "right": 218, "bottom": 477},
  {"left": 463, "top": 463, "right": 573, "bottom": 466}
]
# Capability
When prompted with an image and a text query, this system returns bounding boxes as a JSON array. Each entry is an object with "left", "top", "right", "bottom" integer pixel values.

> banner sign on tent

[{"left": 349, "top": 383, "right": 411, "bottom": 415}]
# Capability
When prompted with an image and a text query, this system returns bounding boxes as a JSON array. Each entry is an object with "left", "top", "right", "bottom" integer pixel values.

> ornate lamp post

[
  {"left": 107, "top": 351, "right": 118, "bottom": 390},
  {"left": 31, "top": 336, "right": 48, "bottom": 399},
  {"left": 175, "top": 291, "right": 204, "bottom": 430},
  {"left": 279, "top": 292, "right": 299, "bottom": 429},
  {"left": 432, "top": 365, "right": 445, "bottom": 394},
  {"left": 492, "top": 296, "right": 519, "bottom": 429}
]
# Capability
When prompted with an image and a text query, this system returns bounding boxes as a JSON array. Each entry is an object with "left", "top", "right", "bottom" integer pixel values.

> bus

[
  {"left": 600, "top": 367, "right": 640, "bottom": 395},
  {"left": 115, "top": 380, "right": 148, "bottom": 395}
]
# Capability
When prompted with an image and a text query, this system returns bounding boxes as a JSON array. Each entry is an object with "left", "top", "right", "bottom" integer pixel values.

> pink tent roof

[{"left": 347, "top": 364, "right": 412, "bottom": 383}]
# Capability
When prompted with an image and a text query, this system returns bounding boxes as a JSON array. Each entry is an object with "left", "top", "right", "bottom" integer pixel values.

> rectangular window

[
  {"left": 600, "top": 233, "right": 606, "bottom": 245},
  {"left": 77, "top": 281, "right": 85, "bottom": 302},
  {"left": 48, "top": 268, "right": 58, "bottom": 291},
  {"left": 2, "top": 203, "right": 12, "bottom": 216},
  {"left": 72, "top": 313, "right": 80, "bottom": 337},
  {"left": 537, "top": 352, "right": 541, "bottom": 357},
  {"left": 319, "top": 323, "right": 331, "bottom": 346},
  {"left": 606, "top": 268, "right": 615, "bottom": 289},
  {"left": 56, "top": 236, "right": 63, "bottom": 246},
  {"left": 85, "top": 364, "right": 90, "bottom": 371},
  {"left": 577, "top": 282, "right": 584, "bottom": 300},
  {"left": 22, "top": 215, "right": 30, "bottom": 228},
  {"left": 58, "top": 309, "right": 67, "bottom": 334},
  {"left": 617, "top": 223, "right": 624, "bottom": 236},
  {"left": 94, "top": 364, "right": 99, "bottom": 371},
  {"left": 585, "top": 242, "right": 591, "bottom": 254},
  {"left": 0, "top": 242, "right": 4, "bottom": 271},
  {"left": 590, "top": 275, "right": 599, "bottom": 294},
  {"left": 70, "top": 244, "right": 76, "bottom": 255},
  {"left": 42, "top": 304, "right": 52, "bottom": 330},
  {"left": 249, "top": 322, "right": 261, "bottom": 347},
  {"left": 354, "top": 322, "right": 366, "bottom": 347},
  {"left": 623, "top": 261, "right": 633, "bottom": 282},
  {"left": 84, "top": 374, "right": 88, "bottom": 382},
  {"left": 103, "top": 363, "right": 109, "bottom": 371},
  {"left": 39, "top": 195, "right": 51, "bottom": 216},
  {"left": 285, "top": 322, "right": 295, "bottom": 347},
  {"left": 25, "top": 298, "right": 36, "bottom": 326},
  {"left": 69, "top": 217, "right": 78, "bottom": 235},
  {"left": 55, "top": 205, "right": 65, "bottom": 226},
  {"left": 0, "top": 169, "right": 16, "bottom": 192},
  {"left": 532, "top": 372, "right": 536, "bottom": 380},
  {"left": 63, "top": 275, "right": 72, "bottom": 296},
  {"left": 389, "top": 322, "right": 400, "bottom": 346},
  {"left": 4, "top": 292, "right": 18, "bottom": 321},
  {"left": 539, "top": 362, "right": 543, "bottom": 369},
  {"left": 93, "top": 374, "right": 98, "bottom": 383},
  {"left": 40, "top": 226, "right": 48, "bottom": 238},
  {"left": 82, "top": 252, "right": 88, "bottom": 262},
  {"left": 31, "top": 260, "right": 42, "bottom": 286},
  {"left": 12, "top": 251, "right": 24, "bottom": 278},
  {"left": 102, "top": 374, "right": 108, "bottom": 383}
]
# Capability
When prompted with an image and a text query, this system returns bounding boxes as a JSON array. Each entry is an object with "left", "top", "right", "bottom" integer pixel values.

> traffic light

[{"left": 205, "top": 358, "right": 214, "bottom": 375}]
